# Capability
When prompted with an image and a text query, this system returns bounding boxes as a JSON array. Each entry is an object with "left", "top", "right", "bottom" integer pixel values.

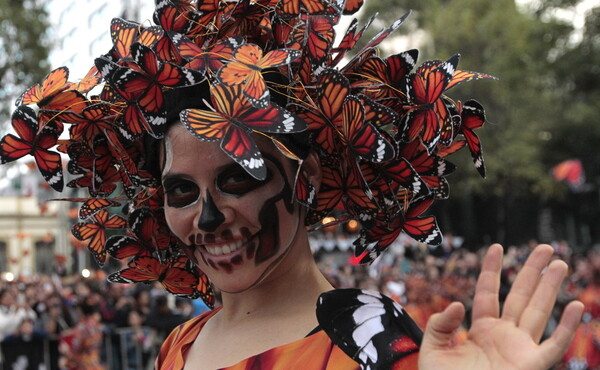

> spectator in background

[
  {"left": 1, "top": 317, "right": 46, "bottom": 370},
  {"left": 60, "top": 301, "right": 104, "bottom": 370},
  {"left": 147, "top": 295, "right": 188, "bottom": 342},
  {"left": 0, "top": 288, "right": 36, "bottom": 341}
]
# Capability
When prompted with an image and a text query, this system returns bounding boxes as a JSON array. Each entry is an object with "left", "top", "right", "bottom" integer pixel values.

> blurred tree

[{"left": 0, "top": 0, "right": 51, "bottom": 127}]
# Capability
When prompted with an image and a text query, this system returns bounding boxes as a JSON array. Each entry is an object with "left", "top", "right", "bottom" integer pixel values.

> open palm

[{"left": 419, "top": 244, "right": 584, "bottom": 370}]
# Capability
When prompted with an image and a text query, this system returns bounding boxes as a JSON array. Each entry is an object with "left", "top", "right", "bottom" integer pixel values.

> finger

[
  {"left": 421, "top": 302, "right": 465, "bottom": 350},
  {"left": 538, "top": 300, "right": 584, "bottom": 368},
  {"left": 501, "top": 244, "right": 554, "bottom": 322},
  {"left": 471, "top": 243, "right": 503, "bottom": 321},
  {"left": 518, "top": 259, "right": 568, "bottom": 342}
]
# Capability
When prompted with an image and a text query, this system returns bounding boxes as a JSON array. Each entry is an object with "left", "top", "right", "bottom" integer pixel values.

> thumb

[{"left": 421, "top": 301, "right": 465, "bottom": 350}]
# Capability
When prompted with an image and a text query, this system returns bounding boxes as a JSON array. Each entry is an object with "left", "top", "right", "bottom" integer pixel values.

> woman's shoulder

[
  {"left": 155, "top": 308, "right": 221, "bottom": 369},
  {"left": 316, "top": 288, "right": 422, "bottom": 369}
]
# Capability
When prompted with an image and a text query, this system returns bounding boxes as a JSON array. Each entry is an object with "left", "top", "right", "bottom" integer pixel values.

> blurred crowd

[{"left": 0, "top": 238, "right": 598, "bottom": 370}]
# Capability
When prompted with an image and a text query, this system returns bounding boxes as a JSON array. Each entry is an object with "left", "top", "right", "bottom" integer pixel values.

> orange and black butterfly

[
  {"left": 456, "top": 100, "right": 487, "bottom": 177},
  {"left": 173, "top": 35, "right": 243, "bottom": 75},
  {"left": 277, "top": 0, "right": 340, "bottom": 17},
  {"left": 67, "top": 65, "right": 102, "bottom": 94},
  {"left": 348, "top": 50, "right": 418, "bottom": 99},
  {"left": 78, "top": 198, "right": 121, "bottom": 219},
  {"left": 342, "top": 0, "right": 363, "bottom": 14},
  {"left": 354, "top": 196, "right": 441, "bottom": 263},
  {"left": 109, "top": 18, "right": 164, "bottom": 61},
  {"left": 311, "top": 161, "right": 379, "bottom": 224},
  {"left": 399, "top": 54, "right": 459, "bottom": 153},
  {"left": 153, "top": 0, "right": 205, "bottom": 35},
  {"left": 153, "top": 2, "right": 207, "bottom": 63},
  {"left": 108, "top": 254, "right": 206, "bottom": 298},
  {"left": 0, "top": 106, "right": 64, "bottom": 191},
  {"left": 218, "top": 0, "right": 279, "bottom": 39},
  {"left": 72, "top": 209, "right": 127, "bottom": 265},
  {"left": 216, "top": 43, "right": 301, "bottom": 108},
  {"left": 58, "top": 102, "right": 116, "bottom": 143},
  {"left": 106, "top": 208, "right": 173, "bottom": 260},
  {"left": 398, "top": 140, "right": 455, "bottom": 199},
  {"left": 341, "top": 12, "right": 410, "bottom": 75},
  {"left": 97, "top": 43, "right": 204, "bottom": 138},
  {"left": 287, "top": 14, "right": 335, "bottom": 70},
  {"left": 16, "top": 67, "right": 87, "bottom": 115},
  {"left": 339, "top": 95, "right": 395, "bottom": 163},
  {"left": 331, "top": 15, "right": 374, "bottom": 66},
  {"left": 291, "top": 68, "right": 349, "bottom": 155},
  {"left": 180, "top": 83, "right": 307, "bottom": 180}
]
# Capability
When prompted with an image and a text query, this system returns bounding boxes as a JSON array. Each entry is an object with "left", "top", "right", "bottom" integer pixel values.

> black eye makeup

[
  {"left": 163, "top": 178, "right": 200, "bottom": 208},
  {"left": 216, "top": 164, "right": 272, "bottom": 196}
]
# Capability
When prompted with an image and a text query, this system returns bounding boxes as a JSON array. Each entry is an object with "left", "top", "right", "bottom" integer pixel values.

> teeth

[{"left": 204, "top": 239, "right": 245, "bottom": 256}]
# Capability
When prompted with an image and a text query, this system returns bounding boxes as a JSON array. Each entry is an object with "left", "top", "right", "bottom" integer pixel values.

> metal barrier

[{"left": 0, "top": 326, "right": 159, "bottom": 370}]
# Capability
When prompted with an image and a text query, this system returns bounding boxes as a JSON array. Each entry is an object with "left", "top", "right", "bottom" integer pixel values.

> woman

[{"left": 0, "top": 0, "right": 583, "bottom": 368}]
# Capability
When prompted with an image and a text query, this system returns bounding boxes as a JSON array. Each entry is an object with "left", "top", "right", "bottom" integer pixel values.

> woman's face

[{"left": 162, "top": 124, "right": 303, "bottom": 293}]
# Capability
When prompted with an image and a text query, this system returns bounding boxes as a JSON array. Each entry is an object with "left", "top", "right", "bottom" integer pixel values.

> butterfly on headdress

[
  {"left": 96, "top": 42, "right": 205, "bottom": 139},
  {"left": 108, "top": 253, "right": 214, "bottom": 302},
  {"left": 108, "top": 18, "right": 164, "bottom": 61},
  {"left": 0, "top": 105, "right": 64, "bottom": 191},
  {"left": 354, "top": 195, "right": 441, "bottom": 264},
  {"left": 72, "top": 209, "right": 127, "bottom": 265},
  {"left": 180, "top": 82, "right": 307, "bottom": 180},
  {"left": 16, "top": 66, "right": 87, "bottom": 116},
  {"left": 216, "top": 43, "right": 301, "bottom": 108},
  {"left": 106, "top": 207, "right": 174, "bottom": 260}
]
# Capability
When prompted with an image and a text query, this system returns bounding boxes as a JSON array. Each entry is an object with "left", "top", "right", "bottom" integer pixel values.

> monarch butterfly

[
  {"left": 331, "top": 15, "right": 374, "bottom": 66},
  {"left": 399, "top": 54, "right": 459, "bottom": 153},
  {"left": 457, "top": 100, "right": 487, "bottom": 177},
  {"left": 218, "top": 0, "right": 279, "bottom": 39},
  {"left": 311, "top": 162, "right": 379, "bottom": 225},
  {"left": 287, "top": 14, "right": 335, "bottom": 70},
  {"left": 291, "top": 68, "right": 349, "bottom": 155},
  {"left": 109, "top": 18, "right": 164, "bottom": 61},
  {"left": 106, "top": 208, "right": 173, "bottom": 260},
  {"left": 339, "top": 95, "right": 395, "bottom": 163},
  {"left": 16, "top": 67, "right": 68, "bottom": 107},
  {"left": 348, "top": 50, "right": 418, "bottom": 99},
  {"left": 277, "top": 0, "right": 340, "bottom": 17},
  {"left": 0, "top": 105, "right": 64, "bottom": 191},
  {"left": 16, "top": 67, "right": 88, "bottom": 115},
  {"left": 398, "top": 140, "right": 455, "bottom": 200},
  {"left": 180, "top": 83, "right": 306, "bottom": 180},
  {"left": 58, "top": 103, "right": 115, "bottom": 143},
  {"left": 317, "top": 289, "right": 422, "bottom": 368},
  {"left": 341, "top": 12, "right": 411, "bottom": 75},
  {"left": 108, "top": 254, "right": 206, "bottom": 298},
  {"left": 72, "top": 209, "right": 127, "bottom": 265},
  {"left": 355, "top": 196, "right": 441, "bottom": 263},
  {"left": 97, "top": 43, "right": 204, "bottom": 139},
  {"left": 174, "top": 35, "right": 243, "bottom": 74},
  {"left": 153, "top": 0, "right": 205, "bottom": 35},
  {"left": 216, "top": 43, "right": 301, "bottom": 108},
  {"left": 67, "top": 66, "right": 102, "bottom": 94},
  {"left": 78, "top": 198, "right": 121, "bottom": 219}
]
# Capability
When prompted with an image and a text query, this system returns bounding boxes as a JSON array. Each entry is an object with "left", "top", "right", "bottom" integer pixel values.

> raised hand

[{"left": 419, "top": 244, "right": 584, "bottom": 370}]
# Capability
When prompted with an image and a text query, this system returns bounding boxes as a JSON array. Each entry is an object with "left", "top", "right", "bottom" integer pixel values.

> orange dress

[{"left": 155, "top": 307, "right": 419, "bottom": 369}]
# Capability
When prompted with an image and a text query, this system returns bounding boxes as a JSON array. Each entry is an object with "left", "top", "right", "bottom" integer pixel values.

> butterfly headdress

[{"left": 0, "top": 0, "right": 494, "bottom": 306}]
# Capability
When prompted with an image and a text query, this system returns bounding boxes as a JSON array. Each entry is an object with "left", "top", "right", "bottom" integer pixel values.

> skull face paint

[{"left": 161, "top": 124, "right": 303, "bottom": 293}]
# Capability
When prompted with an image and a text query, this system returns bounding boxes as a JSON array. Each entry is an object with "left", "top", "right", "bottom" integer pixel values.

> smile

[{"left": 204, "top": 238, "right": 248, "bottom": 256}]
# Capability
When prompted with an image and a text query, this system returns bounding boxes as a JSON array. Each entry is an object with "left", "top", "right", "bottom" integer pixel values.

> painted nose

[{"left": 198, "top": 191, "right": 225, "bottom": 232}]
